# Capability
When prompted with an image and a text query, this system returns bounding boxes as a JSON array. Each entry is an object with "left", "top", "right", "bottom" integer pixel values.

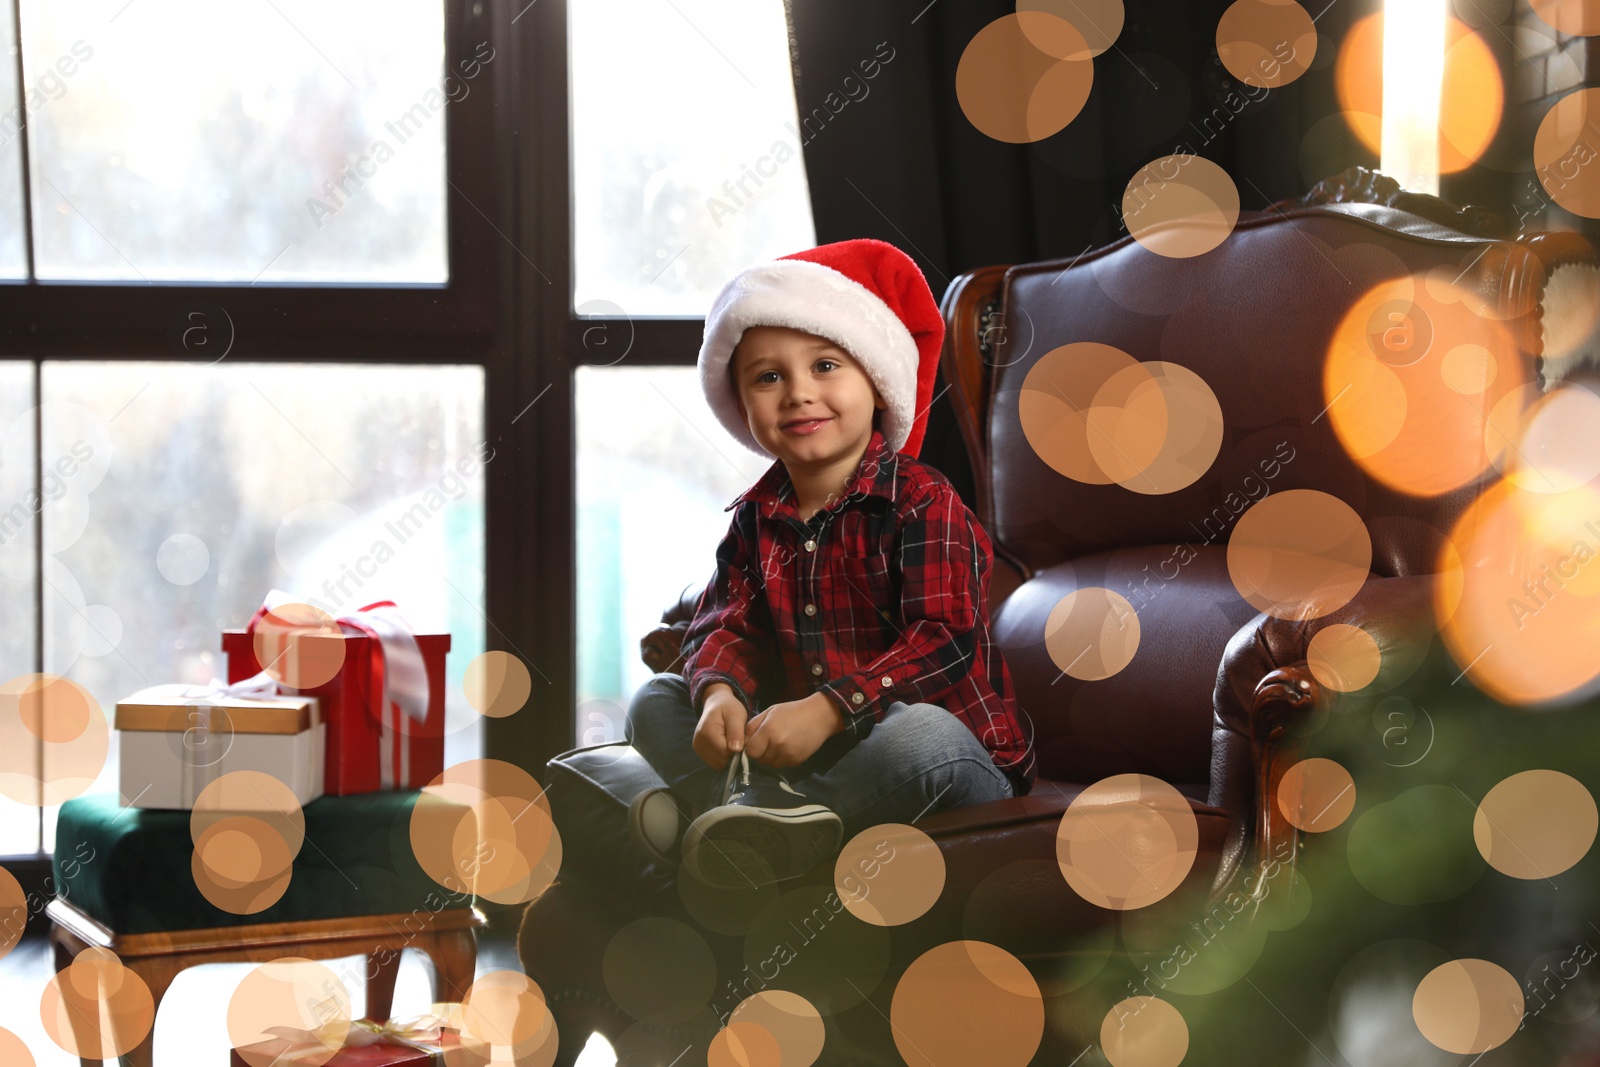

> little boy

[{"left": 625, "top": 238, "right": 1035, "bottom": 889}]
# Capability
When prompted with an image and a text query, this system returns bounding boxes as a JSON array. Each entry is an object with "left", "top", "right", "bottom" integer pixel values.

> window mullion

[
  {"left": 7, "top": 0, "right": 34, "bottom": 280},
  {"left": 30, "top": 360, "right": 42, "bottom": 853}
]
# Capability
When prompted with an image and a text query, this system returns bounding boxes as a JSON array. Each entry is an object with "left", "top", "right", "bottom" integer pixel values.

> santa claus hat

[{"left": 698, "top": 238, "right": 945, "bottom": 459}]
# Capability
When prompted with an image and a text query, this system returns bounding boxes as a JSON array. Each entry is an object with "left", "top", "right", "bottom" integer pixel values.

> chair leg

[{"left": 366, "top": 947, "right": 402, "bottom": 1022}]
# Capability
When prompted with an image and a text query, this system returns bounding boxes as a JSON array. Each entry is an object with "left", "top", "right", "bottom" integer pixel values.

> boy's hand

[
  {"left": 693, "top": 683, "right": 749, "bottom": 771},
  {"left": 744, "top": 692, "right": 846, "bottom": 769}
]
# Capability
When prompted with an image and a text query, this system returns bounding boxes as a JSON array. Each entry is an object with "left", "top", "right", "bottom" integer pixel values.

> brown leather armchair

[{"left": 520, "top": 170, "right": 1596, "bottom": 1066}]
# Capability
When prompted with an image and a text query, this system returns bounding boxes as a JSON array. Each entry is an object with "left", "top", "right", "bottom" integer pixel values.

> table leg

[
  {"left": 113, "top": 956, "right": 182, "bottom": 1067},
  {"left": 366, "top": 947, "right": 402, "bottom": 1022},
  {"left": 423, "top": 927, "right": 478, "bottom": 1003}
]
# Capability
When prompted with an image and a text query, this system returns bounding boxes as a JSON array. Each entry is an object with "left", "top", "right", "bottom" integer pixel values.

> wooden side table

[{"left": 47, "top": 898, "right": 482, "bottom": 1067}]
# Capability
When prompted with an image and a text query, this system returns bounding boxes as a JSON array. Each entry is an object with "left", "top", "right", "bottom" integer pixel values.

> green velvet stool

[{"left": 48, "top": 790, "right": 482, "bottom": 1067}]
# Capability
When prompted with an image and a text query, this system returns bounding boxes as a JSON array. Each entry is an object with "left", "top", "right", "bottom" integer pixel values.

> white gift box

[{"left": 115, "top": 684, "right": 324, "bottom": 809}]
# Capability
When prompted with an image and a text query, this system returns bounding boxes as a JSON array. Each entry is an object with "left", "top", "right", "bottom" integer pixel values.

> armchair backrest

[{"left": 940, "top": 193, "right": 1580, "bottom": 788}]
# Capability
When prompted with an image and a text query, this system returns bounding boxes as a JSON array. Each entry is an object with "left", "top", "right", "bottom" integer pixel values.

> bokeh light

[
  {"left": 228, "top": 958, "right": 351, "bottom": 1067},
  {"left": 1217, "top": 0, "right": 1317, "bottom": 88},
  {"left": 1437, "top": 478, "right": 1600, "bottom": 705},
  {"left": 188, "top": 770, "right": 305, "bottom": 912},
  {"left": 1021, "top": 343, "right": 1155, "bottom": 485},
  {"left": 251, "top": 601, "right": 347, "bottom": 690},
  {"left": 0, "top": 674, "right": 109, "bottom": 806},
  {"left": 458, "top": 969, "right": 558, "bottom": 1062},
  {"left": 1536, "top": 89, "right": 1600, "bottom": 217},
  {"left": 410, "top": 759, "right": 561, "bottom": 905},
  {"left": 1057, "top": 774, "right": 1198, "bottom": 910},
  {"left": 834, "top": 823, "right": 944, "bottom": 926},
  {"left": 1277, "top": 757, "right": 1357, "bottom": 832},
  {"left": 463, "top": 650, "right": 532, "bottom": 719},
  {"left": 1018, "top": 0, "right": 1124, "bottom": 57},
  {"left": 1045, "top": 588, "right": 1142, "bottom": 682},
  {"left": 1306, "top": 624, "right": 1383, "bottom": 693},
  {"left": 727, "top": 990, "right": 825, "bottom": 1067},
  {"left": 956, "top": 13, "right": 1094, "bottom": 143},
  {"left": 1530, "top": 0, "right": 1600, "bottom": 35},
  {"left": 1227, "top": 490, "right": 1372, "bottom": 620},
  {"left": 1122, "top": 155, "right": 1240, "bottom": 259},
  {"left": 1100, "top": 997, "right": 1189, "bottom": 1067},
  {"left": 707, "top": 1021, "right": 781, "bottom": 1067},
  {"left": 890, "top": 941, "right": 1044, "bottom": 1067},
  {"left": 0, "top": 1028, "right": 33, "bottom": 1067},
  {"left": 1473, "top": 769, "right": 1598, "bottom": 879},
  {"left": 40, "top": 948, "right": 155, "bottom": 1061},
  {"left": 1323, "top": 274, "right": 1525, "bottom": 496},
  {"left": 0, "top": 866, "right": 26, "bottom": 961},
  {"left": 1504, "top": 382, "right": 1600, "bottom": 493},
  {"left": 1017, "top": 344, "right": 1224, "bottom": 494},
  {"left": 1412, "top": 959, "right": 1524, "bottom": 1054}
]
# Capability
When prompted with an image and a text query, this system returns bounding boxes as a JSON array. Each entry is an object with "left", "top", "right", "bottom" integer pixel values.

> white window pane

[
  {"left": 0, "top": 0, "right": 27, "bottom": 279},
  {"left": 575, "top": 365, "right": 769, "bottom": 743},
  {"left": 23, "top": 0, "right": 451, "bottom": 283},
  {"left": 39, "top": 361, "right": 485, "bottom": 847},
  {"left": 570, "top": 0, "right": 816, "bottom": 316},
  {"left": 0, "top": 362, "right": 40, "bottom": 856}
]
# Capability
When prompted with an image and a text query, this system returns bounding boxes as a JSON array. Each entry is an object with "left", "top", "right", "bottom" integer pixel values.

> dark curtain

[{"left": 784, "top": 0, "right": 1374, "bottom": 505}]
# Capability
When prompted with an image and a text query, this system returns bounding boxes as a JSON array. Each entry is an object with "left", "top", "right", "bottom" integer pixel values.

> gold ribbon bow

[
  {"left": 344, "top": 1011, "right": 448, "bottom": 1051},
  {"left": 260, "top": 1004, "right": 458, "bottom": 1062}
]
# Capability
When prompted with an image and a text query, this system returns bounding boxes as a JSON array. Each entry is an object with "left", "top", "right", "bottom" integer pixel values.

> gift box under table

[
  {"left": 222, "top": 628, "right": 450, "bottom": 795},
  {"left": 229, "top": 1030, "right": 477, "bottom": 1067},
  {"left": 115, "top": 688, "right": 324, "bottom": 808}
]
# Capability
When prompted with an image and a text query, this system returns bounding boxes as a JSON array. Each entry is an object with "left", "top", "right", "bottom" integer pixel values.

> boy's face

[{"left": 730, "top": 325, "right": 886, "bottom": 468}]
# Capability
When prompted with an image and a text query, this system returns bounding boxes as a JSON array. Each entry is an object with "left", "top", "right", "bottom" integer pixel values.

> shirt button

[
  {"left": 811, "top": 663, "right": 823, "bottom": 676},
  {"left": 804, "top": 539, "right": 816, "bottom": 552},
  {"left": 880, "top": 676, "right": 892, "bottom": 687},
  {"left": 804, "top": 603, "right": 816, "bottom": 616},
  {"left": 851, "top": 693, "right": 864, "bottom": 705}
]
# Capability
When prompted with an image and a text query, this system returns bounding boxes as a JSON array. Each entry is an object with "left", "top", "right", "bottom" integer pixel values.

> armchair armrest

[
  {"left": 638, "top": 582, "right": 706, "bottom": 675},
  {"left": 1208, "top": 575, "right": 1437, "bottom": 904}
]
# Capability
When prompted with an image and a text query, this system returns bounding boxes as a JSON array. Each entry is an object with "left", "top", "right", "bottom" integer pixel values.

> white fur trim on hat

[{"left": 698, "top": 258, "right": 919, "bottom": 457}]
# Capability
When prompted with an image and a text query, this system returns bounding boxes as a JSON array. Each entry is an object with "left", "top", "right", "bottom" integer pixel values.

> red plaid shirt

[{"left": 681, "top": 429, "right": 1035, "bottom": 795}]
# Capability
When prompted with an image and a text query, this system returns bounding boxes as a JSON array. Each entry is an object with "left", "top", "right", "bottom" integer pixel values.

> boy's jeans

[{"left": 624, "top": 672, "right": 1015, "bottom": 840}]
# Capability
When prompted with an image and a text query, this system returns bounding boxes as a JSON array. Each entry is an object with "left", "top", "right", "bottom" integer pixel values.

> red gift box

[
  {"left": 230, "top": 1037, "right": 439, "bottom": 1065},
  {"left": 222, "top": 610, "right": 449, "bottom": 795},
  {"left": 229, "top": 1029, "right": 481, "bottom": 1066}
]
